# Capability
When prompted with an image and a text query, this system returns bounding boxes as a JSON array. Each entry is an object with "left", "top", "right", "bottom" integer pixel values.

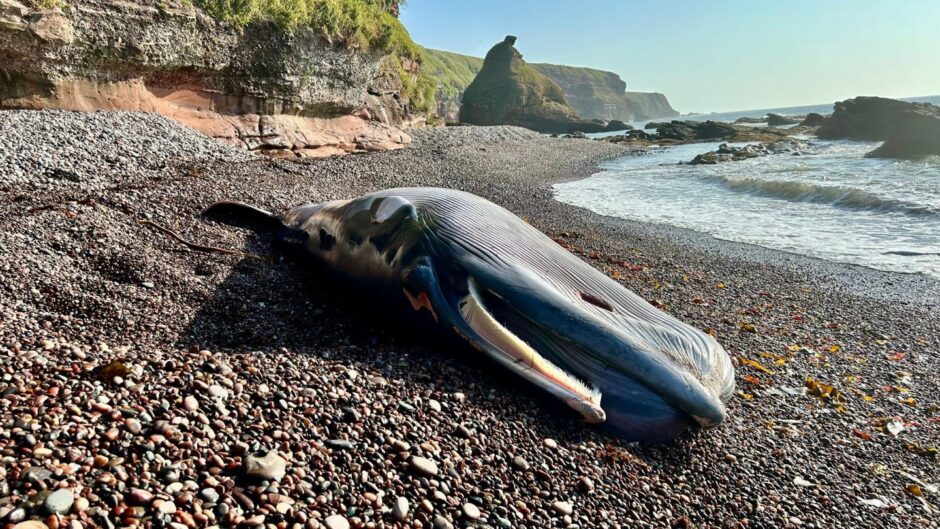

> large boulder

[
  {"left": 688, "top": 139, "right": 810, "bottom": 165},
  {"left": 799, "top": 112, "right": 828, "bottom": 127},
  {"left": 814, "top": 96, "right": 940, "bottom": 159},
  {"left": 655, "top": 120, "right": 739, "bottom": 141},
  {"left": 766, "top": 113, "right": 798, "bottom": 126},
  {"left": 816, "top": 96, "right": 921, "bottom": 140},
  {"left": 459, "top": 36, "right": 583, "bottom": 133},
  {"left": 867, "top": 106, "right": 940, "bottom": 160},
  {"left": 0, "top": 0, "right": 421, "bottom": 156}
]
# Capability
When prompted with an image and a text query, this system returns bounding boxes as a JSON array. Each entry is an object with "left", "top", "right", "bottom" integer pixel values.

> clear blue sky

[{"left": 401, "top": 0, "right": 940, "bottom": 113}]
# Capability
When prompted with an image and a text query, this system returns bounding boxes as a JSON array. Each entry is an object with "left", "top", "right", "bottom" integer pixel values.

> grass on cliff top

[
  {"left": 195, "top": 0, "right": 435, "bottom": 112},
  {"left": 194, "top": 0, "right": 420, "bottom": 60},
  {"left": 422, "top": 48, "right": 483, "bottom": 98}
]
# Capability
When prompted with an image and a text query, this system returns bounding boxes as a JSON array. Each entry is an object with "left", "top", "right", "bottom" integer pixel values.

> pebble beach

[{"left": 1, "top": 110, "right": 938, "bottom": 529}]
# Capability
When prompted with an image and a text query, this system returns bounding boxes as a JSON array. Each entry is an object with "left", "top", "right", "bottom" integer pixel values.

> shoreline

[
  {"left": 548, "top": 141, "right": 940, "bottom": 309},
  {"left": 552, "top": 182, "right": 940, "bottom": 309},
  {"left": 1, "top": 113, "right": 937, "bottom": 528}
]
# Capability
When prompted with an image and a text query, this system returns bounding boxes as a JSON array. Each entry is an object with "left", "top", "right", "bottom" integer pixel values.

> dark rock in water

[
  {"left": 688, "top": 139, "right": 810, "bottom": 164},
  {"left": 867, "top": 106, "right": 940, "bottom": 160},
  {"left": 459, "top": 36, "right": 584, "bottom": 133},
  {"left": 766, "top": 113, "right": 799, "bottom": 126},
  {"left": 645, "top": 121, "right": 667, "bottom": 130},
  {"left": 799, "top": 112, "right": 828, "bottom": 127},
  {"left": 817, "top": 96, "right": 928, "bottom": 140},
  {"left": 656, "top": 120, "right": 739, "bottom": 141},
  {"left": 601, "top": 129, "right": 655, "bottom": 144},
  {"left": 604, "top": 119, "right": 633, "bottom": 132},
  {"left": 653, "top": 121, "right": 695, "bottom": 140},
  {"left": 815, "top": 96, "right": 940, "bottom": 159},
  {"left": 733, "top": 116, "right": 766, "bottom": 124}
]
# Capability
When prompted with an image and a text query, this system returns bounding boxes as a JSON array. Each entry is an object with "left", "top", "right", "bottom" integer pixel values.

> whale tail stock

[
  {"left": 202, "top": 201, "right": 283, "bottom": 230},
  {"left": 203, "top": 201, "right": 311, "bottom": 256}
]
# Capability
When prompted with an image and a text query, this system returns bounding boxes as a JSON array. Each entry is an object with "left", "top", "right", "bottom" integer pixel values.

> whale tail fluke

[{"left": 203, "top": 201, "right": 283, "bottom": 230}]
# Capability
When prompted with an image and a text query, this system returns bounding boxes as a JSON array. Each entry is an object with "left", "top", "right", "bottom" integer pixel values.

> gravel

[
  {"left": 0, "top": 109, "right": 252, "bottom": 190},
  {"left": 0, "top": 110, "right": 937, "bottom": 529},
  {"left": 408, "top": 124, "right": 543, "bottom": 149}
]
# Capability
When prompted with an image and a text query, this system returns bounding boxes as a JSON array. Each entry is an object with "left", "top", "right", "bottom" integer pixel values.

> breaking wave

[{"left": 702, "top": 174, "right": 938, "bottom": 217}]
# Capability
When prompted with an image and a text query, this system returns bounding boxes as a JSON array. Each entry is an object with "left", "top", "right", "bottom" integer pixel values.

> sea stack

[{"left": 459, "top": 36, "right": 583, "bottom": 133}]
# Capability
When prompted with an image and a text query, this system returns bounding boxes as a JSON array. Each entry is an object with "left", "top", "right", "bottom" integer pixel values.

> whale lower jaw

[{"left": 458, "top": 278, "right": 607, "bottom": 424}]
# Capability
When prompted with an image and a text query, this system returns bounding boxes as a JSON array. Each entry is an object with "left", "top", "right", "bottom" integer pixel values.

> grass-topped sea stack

[{"left": 459, "top": 36, "right": 584, "bottom": 133}]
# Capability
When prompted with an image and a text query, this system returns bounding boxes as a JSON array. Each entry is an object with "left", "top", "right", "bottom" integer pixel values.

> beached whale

[{"left": 205, "top": 188, "right": 735, "bottom": 442}]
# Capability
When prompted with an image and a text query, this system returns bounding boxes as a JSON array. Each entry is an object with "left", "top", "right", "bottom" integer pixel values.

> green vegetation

[
  {"left": 23, "top": 0, "right": 67, "bottom": 9},
  {"left": 422, "top": 48, "right": 482, "bottom": 99},
  {"left": 194, "top": 0, "right": 419, "bottom": 59},
  {"left": 193, "top": 0, "right": 434, "bottom": 113},
  {"left": 389, "top": 55, "right": 435, "bottom": 113},
  {"left": 425, "top": 47, "right": 678, "bottom": 122},
  {"left": 459, "top": 38, "right": 580, "bottom": 132}
]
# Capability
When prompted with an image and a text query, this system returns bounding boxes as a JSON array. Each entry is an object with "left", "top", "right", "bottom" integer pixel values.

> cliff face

[
  {"left": 425, "top": 48, "right": 678, "bottom": 123},
  {"left": 421, "top": 47, "right": 482, "bottom": 122},
  {"left": 0, "top": 0, "right": 424, "bottom": 156},
  {"left": 623, "top": 91, "right": 679, "bottom": 121},
  {"left": 459, "top": 36, "right": 581, "bottom": 133},
  {"left": 530, "top": 64, "right": 678, "bottom": 121}
]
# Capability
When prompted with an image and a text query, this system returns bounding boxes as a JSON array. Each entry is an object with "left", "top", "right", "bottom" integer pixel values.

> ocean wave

[{"left": 701, "top": 174, "right": 939, "bottom": 217}]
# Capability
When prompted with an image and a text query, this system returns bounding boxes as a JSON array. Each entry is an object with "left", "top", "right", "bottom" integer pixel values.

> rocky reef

[
  {"left": 816, "top": 96, "right": 940, "bottom": 159},
  {"left": 458, "top": 36, "right": 583, "bottom": 133},
  {"left": 0, "top": 0, "right": 425, "bottom": 156},
  {"left": 603, "top": 120, "right": 807, "bottom": 147},
  {"left": 687, "top": 139, "right": 810, "bottom": 165}
]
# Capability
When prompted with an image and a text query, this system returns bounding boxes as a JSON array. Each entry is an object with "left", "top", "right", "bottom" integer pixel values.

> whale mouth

[
  {"left": 447, "top": 273, "right": 727, "bottom": 439},
  {"left": 457, "top": 277, "right": 607, "bottom": 423}
]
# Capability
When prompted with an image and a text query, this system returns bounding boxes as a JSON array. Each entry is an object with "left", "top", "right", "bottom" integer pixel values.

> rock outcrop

[
  {"left": 459, "top": 36, "right": 582, "bottom": 133},
  {"left": 867, "top": 106, "right": 940, "bottom": 160},
  {"left": 734, "top": 116, "right": 766, "bottom": 124},
  {"left": 614, "top": 119, "right": 804, "bottom": 146},
  {"left": 799, "top": 112, "right": 828, "bottom": 127},
  {"left": 688, "top": 139, "right": 810, "bottom": 165},
  {"left": 424, "top": 47, "right": 679, "bottom": 125},
  {"left": 766, "top": 113, "right": 799, "bottom": 126},
  {"left": 816, "top": 96, "right": 940, "bottom": 159},
  {"left": 817, "top": 96, "right": 921, "bottom": 141},
  {"left": 0, "top": 0, "right": 422, "bottom": 156}
]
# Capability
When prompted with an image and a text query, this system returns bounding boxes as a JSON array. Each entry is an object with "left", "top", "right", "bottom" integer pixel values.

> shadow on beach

[{"left": 178, "top": 227, "right": 703, "bottom": 458}]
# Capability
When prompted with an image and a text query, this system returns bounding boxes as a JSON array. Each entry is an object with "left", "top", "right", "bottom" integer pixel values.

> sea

[{"left": 554, "top": 95, "right": 940, "bottom": 279}]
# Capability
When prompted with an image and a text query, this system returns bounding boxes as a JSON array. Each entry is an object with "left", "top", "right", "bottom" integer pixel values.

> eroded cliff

[{"left": 0, "top": 0, "right": 430, "bottom": 156}]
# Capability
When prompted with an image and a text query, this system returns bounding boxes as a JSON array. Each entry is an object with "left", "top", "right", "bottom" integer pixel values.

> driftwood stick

[{"left": 138, "top": 219, "right": 265, "bottom": 259}]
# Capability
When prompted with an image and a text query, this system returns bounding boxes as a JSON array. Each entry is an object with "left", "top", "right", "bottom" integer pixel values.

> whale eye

[
  {"left": 319, "top": 229, "right": 336, "bottom": 251},
  {"left": 580, "top": 292, "right": 613, "bottom": 312}
]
